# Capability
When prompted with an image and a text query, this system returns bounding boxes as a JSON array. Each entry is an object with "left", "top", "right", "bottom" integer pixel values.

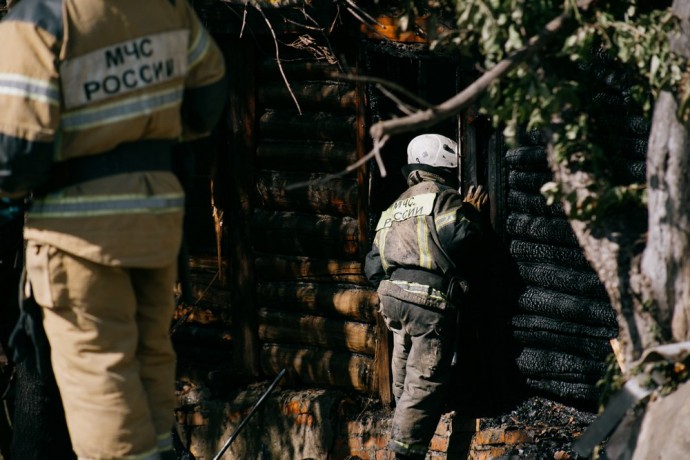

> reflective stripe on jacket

[
  {"left": 364, "top": 178, "right": 484, "bottom": 302},
  {"left": 0, "top": 0, "right": 226, "bottom": 267}
]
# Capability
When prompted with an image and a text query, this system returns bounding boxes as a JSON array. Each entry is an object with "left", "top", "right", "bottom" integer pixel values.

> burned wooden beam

[
  {"left": 259, "top": 111, "right": 357, "bottom": 143},
  {"left": 252, "top": 210, "right": 359, "bottom": 260},
  {"left": 507, "top": 213, "right": 579, "bottom": 247},
  {"left": 256, "top": 281, "right": 378, "bottom": 323},
  {"left": 259, "top": 60, "right": 343, "bottom": 82},
  {"left": 517, "top": 262, "right": 608, "bottom": 300},
  {"left": 517, "top": 286, "right": 617, "bottom": 328},
  {"left": 508, "top": 170, "right": 554, "bottom": 193},
  {"left": 510, "top": 240, "right": 590, "bottom": 271},
  {"left": 258, "top": 308, "right": 376, "bottom": 355},
  {"left": 256, "top": 141, "right": 358, "bottom": 173},
  {"left": 255, "top": 254, "right": 369, "bottom": 285},
  {"left": 260, "top": 343, "right": 373, "bottom": 393},
  {"left": 258, "top": 82, "right": 356, "bottom": 112},
  {"left": 507, "top": 190, "right": 565, "bottom": 216},
  {"left": 256, "top": 170, "right": 358, "bottom": 216},
  {"left": 172, "top": 324, "right": 233, "bottom": 349}
]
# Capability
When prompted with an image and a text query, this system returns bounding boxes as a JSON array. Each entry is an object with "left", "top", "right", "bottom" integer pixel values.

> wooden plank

[
  {"left": 256, "top": 281, "right": 378, "bottom": 322},
  {"left": 373, "top": 312, "right": 392, "bottom": 405},
  {"left": 260, "top": 343, "right": 374, "bottom": 393},
  {"left": 258, "top": 308, "right": 376, "bottom": 355},
  {"left": 256, "top": 170, "right": 358, "bottom": 216},
  {"left": 258, "top": 81, "right": 356, "bottom": 111},
  {"left": 255, "top": 254, "right": 369, "bottom": 285},
  {"left": 222, "top": 38, "right": 260, "bottom": 378},
  {"left": 259, "top": 60, "right": 343, "bottom": 81},
  {"left": 252, "top": 210, "right": 359, "bottom": 259},
  {"left": 256, "top": 141, "right": 357, "bottom": 172},
  {"left": 172, "top": 324, "right": 233, "bottom": 349},
  {"left": 259, "top": 111, "right": 357, "bottom": 142}
]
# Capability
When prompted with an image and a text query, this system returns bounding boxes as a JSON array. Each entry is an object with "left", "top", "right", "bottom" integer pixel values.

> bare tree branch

[
  {"left": 333, "top": 73, "right": 435, "bottom": 110},
  {"left": 252, "top": 2, "right": 303, "bottom": 114},
  {"left": 368, "top": 0, "right": 594, "bottom": 142},
  {"left": 284, "top": 135, "right": 389, "bottom": 190}
]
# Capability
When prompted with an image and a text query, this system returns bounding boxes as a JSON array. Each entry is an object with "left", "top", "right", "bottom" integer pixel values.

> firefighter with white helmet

[
  {"left": 0, "top": 1, "right": 226, "bottom": 459},
  {"left": 365, "top": 133, "right": 489, "bottom": 460}
]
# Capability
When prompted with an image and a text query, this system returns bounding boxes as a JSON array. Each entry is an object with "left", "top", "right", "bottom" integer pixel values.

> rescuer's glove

[{"left": 463, "top": 184, "right": 489, "bottom": 214}]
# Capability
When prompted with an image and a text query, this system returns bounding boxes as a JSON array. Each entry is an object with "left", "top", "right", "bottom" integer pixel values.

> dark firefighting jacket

[
  {"left": 364, "top": 171, "right": 485, "bottom": 310},
  {"left": 0, "top": 0, "right": 226, "bottom": 268}
]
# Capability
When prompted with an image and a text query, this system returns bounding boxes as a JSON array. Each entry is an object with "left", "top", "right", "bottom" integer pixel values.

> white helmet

[{"left": 407, "top": 134, "right": 458, "bottom": 169}]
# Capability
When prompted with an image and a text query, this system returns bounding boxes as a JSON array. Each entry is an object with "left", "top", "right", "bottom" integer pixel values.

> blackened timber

[
  {"left": 513, "top": 329, "right": 612, "bottom": 361},
  {"left": 505, "top": 146, "right": 548, "bottom": 170},
  {"left": 256, "top": 281, "right": 378, "bottom": 323},
  {"left": 611, "top": 159, "right": 646, "bottom": 184},
  {"left": 256, "top": 171, "right": 358, "bottom": 216},
  {"left": 223, "top": 39, "right": 260, "bottom": 378},
  {"left": 526, "top": 379, "right": 599, "bottom": 403},
  {"left": 517, "top": 262, "right": 608, "bottom": 300},
  {"left": 258, "top": 82, "right": 356, "bottom": 112},
  {"left": 508, "top": 190, "right": 565, "bottom": 216},
  {"left": 256, "top": 141, "right": 357, "bottom": 173},
  {"left": 517, "top": 286, "right": 618, "bottom": 328},
  {"left": 258, "top": 308, "right": 376, "bottom": 355},
  {"left": 512, "top": 314, "right": 616, "bottom": 340},
  {"left": 255, "top": 255, "right": 369, "bottom": 285},
  {"left": 508, "top": 170, "right": 554, "bottom": 193},
  {"left": 252, "top": 210, "right": 358, "bottom": 259},
  {"left": 260, "top": 343, "right": 373, "bottom": 393},
  {"left": 516, "top": 348, "right": 607, "bottom": 383},
  {"left": 173, "top": 303, "right": 225, "bottom": 327},
  {"left": 172, "top": 324, "right": 233, "bottom": 349},
  {"left": 507, "top": 213, "right": 579, "bottom": 247},
  {"left": 259, "top": 111, "right": 357, "bottom": 142},
  {"left": 174, "top": 344, "right": 232, "bottom": 367},
  {"left": 510, "top": 240, "right": 590, "bottom": 270},
  {"left": 259, "top": 60, "right": 344, "bottom": 81}
]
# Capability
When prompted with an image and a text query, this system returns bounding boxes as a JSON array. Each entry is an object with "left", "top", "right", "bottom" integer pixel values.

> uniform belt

[
  {"left": 390, "top": 268, "right": 450, "bottom": 292},
  {"left": 37, "top": 140, "right": 174, "bottom": 195},
  {"left": 390, "top": 267, "right": 469, "bottom": 303}
]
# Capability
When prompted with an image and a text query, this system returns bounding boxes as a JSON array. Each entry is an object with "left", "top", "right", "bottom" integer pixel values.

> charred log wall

[
  {"left": 507, "top": 51, "right": 649, "bottom": 404},
  {"left": 506, "top": 143, "right": 617, "bottom": 403},
  {"left": 253, "top": 48, "right": 378, "bottom": 393}
]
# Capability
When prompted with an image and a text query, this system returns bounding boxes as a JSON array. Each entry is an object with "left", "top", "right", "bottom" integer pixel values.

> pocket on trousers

[
  {"left": 25, "top": 241, "right": 67, "bottom": 309},
  {"left": 379, "top": 298, "right": 402, "bottom": 332}
]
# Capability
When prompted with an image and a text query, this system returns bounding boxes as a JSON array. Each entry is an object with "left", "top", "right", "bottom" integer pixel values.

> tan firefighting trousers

[{"left": 24, "top": 241, "right": 177, "bottom": 460}]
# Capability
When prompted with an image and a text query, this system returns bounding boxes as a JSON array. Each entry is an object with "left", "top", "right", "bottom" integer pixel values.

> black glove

[{"left": 8, "top": 272, "right": 52, "bottom": 378}]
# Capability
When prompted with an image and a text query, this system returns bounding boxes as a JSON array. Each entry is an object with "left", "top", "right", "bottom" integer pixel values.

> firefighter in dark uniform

[
  {"left": 365, "top": 133, "right": 489, "bottom": 460},
  {"left": 0, "top": 1, "right": 226, "bottom": 459}
]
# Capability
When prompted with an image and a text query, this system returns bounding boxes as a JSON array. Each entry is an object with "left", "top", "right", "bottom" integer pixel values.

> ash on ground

[{"left": 482, "top": 396, "right": 598, "bottom": 460}]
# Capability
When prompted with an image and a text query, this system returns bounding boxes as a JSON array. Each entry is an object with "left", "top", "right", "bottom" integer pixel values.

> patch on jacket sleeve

[{"left": 375, "top": 192, "right": 436, "bottom": 231}]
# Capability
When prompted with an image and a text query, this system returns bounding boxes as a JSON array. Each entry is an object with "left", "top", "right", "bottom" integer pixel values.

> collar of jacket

[{"left": 401, "top": 164, "right": 459, "bottom": 189}]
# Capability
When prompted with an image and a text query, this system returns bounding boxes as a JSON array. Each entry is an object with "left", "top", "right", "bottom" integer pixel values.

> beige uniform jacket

[{"left": 0, "top": 0, "right": 226, "bottom": 267}]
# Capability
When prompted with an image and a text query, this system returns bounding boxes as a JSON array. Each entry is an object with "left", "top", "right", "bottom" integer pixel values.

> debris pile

[{"left": 481, "top": 396, "right": 597, "bottom": 459}]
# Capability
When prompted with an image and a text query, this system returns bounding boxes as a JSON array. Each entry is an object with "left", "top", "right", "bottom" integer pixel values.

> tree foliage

[{"left": 373, "top": 0, "right": 683, "bottom": 225}]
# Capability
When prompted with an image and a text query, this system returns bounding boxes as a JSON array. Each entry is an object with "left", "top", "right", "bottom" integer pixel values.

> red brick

[
  {"left": 185, "top": 411, "right": 207, "bottom": 426},
  {"left": 472, "top": 446, "right": 510, "bottom": 460},
  {"left": 375, "top": 449, "right": 394, "bottom": 460},
  {"left": 503, "top": 428, "right": 532, "bottom": 445},
  {"left": 473, "top": 428, "right": 531, "bottom": 446},
  {"left": 429, "top": 435, "right": 449, "bottom": 452}
]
